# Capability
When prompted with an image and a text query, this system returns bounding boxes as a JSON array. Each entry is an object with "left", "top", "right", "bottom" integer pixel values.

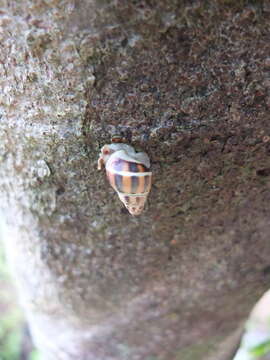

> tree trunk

[{"left": 1, "top": 1, "right": 270, "bottom": 359}]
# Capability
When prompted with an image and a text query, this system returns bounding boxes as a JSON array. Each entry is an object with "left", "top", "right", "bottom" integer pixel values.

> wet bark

[{"left": 0, "top": 1, "right": 270, "bottom": 359}]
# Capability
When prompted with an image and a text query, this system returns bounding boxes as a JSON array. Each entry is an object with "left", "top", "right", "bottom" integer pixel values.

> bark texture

[{"left": 0, "top": 0, "right": 270, "bottom": 359}]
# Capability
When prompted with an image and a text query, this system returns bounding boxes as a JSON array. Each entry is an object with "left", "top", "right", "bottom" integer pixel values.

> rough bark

[{"left": 0, "top": 0, "right": 270, "bottom": 359}]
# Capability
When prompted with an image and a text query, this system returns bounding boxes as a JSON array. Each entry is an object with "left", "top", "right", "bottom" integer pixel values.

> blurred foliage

[
  {"left": 233, "top": 294, "right": 270, "bottom": 360},
  {"left": 0, "top": 242, "right": 41, "bottom": 360},
  {"left": 0, "top": 242, "right": 23, "bottom": 360},
  {"left": 29, "top": 350, "right": 42, "bottom": 360},
  {"left": 250, "top": 340, "right": 270, "bottom": 358}
]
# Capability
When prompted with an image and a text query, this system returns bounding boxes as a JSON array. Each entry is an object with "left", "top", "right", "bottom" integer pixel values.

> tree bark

[{"left": 1, "top": 0, "right": 270, "bottom": 359}]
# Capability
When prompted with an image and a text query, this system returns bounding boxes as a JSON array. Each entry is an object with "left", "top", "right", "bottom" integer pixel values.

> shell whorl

[
  {"left": 118, "top": 192, "right": 148, "bottom": 216},
  {"left": 106, "top": 154, "right": 152, "bottom": 215}
]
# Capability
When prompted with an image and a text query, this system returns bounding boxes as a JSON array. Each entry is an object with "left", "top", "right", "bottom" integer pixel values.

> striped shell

[{"left": 98, "top": 143, "right": 152, "bottom": 215}]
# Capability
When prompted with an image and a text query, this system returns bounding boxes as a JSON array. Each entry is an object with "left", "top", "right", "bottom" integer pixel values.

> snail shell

[{"left": 98, "top": 143, "right": 152, "bottom": 215}]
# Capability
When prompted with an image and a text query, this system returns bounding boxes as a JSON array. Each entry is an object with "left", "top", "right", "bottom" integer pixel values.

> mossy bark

[{"left": 0, "top": 1, "right": 270, "bottom": 359}]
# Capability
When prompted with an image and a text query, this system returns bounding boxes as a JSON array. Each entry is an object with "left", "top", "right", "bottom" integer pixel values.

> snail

[{"left": 98, "top": 137, "right": 152, "bottom": 215}]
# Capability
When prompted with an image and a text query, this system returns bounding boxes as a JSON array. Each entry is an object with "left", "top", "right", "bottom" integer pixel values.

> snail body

[{"left": 98, "top": 142, "right": 152, "bottom": 215}]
